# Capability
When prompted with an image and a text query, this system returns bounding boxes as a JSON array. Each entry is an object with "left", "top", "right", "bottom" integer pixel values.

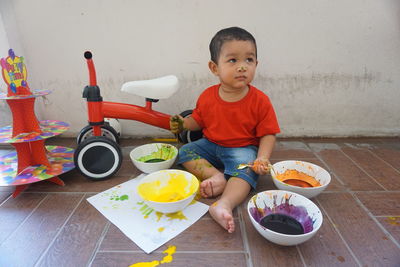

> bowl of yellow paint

[
  {"left": 271, "top": 160, "right": 331, "bottom": 199},
  {"left": 137, "top": 169, "right": 199, "bottom": 213},
  {"left": 130, "top": 143, "right": 178, "bottom": 173}
]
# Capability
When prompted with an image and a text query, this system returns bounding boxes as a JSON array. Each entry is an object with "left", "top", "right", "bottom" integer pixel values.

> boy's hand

[
  {"left": 170, "top": 115, "right": 184, "bottom": 134},
  {"left": 251, "top": 157, "right": 271, "bottom": 175}
]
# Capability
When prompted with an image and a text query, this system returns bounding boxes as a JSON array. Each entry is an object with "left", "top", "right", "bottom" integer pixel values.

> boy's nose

[{"left": 237, "top": 66, "right": 247, "bottom": 72}]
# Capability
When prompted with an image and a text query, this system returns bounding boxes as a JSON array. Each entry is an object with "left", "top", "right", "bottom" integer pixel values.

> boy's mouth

[{"left": 235, "top": 75, "right": 247, "bottom": 80}]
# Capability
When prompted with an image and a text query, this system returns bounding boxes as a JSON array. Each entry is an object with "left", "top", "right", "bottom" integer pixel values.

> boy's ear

[{"left": 208, "top": 61, "right": 218, "bottom": 75}]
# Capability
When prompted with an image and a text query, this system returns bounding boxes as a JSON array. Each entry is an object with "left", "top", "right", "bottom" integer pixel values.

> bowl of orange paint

[
  {"left": 137, "top": 169, "right": 199, "bottom": 213},
  {"left": 248, "top": 190, "right": 323, "bottom": 246},
  {"left": 270, "top": 160, "right": 331, "bottom": 199}
]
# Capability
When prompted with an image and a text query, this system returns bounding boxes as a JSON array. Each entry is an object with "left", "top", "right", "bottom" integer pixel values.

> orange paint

[{"left": 276, "top": 169, "right": 321, "bottom": 188}]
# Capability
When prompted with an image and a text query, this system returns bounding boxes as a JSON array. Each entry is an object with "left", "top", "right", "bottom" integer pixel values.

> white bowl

[
  {"left": 271, "top": 160, "right": 331, "bottom": 199},
  {"left": 137, "top": 169, "right": 199, "bottom": 213},
  {"left": 247, "top": 190, "right": 323, "bottom": 246},
  {"left": 130, "top": 143, "right": 178, "bottom": 173}
]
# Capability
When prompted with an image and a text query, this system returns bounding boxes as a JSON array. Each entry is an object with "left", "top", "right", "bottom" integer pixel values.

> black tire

[
  {"left": 77, "top": 123, "right": 120, "bottom": 144},
  {"left": 177, "top": 110, "right": 203, "bottom": 143},
  {"left": 74, "top": 136, "right": 123, "bottom": 180}
]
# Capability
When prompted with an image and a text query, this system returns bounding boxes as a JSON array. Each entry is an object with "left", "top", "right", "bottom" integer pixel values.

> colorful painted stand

[{"left": 0, "top": 49, "right": 74, "bottom": 197}]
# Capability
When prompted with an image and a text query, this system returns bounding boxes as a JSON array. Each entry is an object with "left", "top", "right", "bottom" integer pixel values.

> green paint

[
  {"left": 137, "top": 144, "right": 177, "bottom": 162},
  {"left": 110, "top": 194, "right": 129, "bottom": 201},
  {"left": 137, "top": 202, "right": 155, "bottom": 216}
]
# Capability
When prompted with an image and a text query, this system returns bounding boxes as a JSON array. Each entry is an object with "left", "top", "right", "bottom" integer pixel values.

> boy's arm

[
  {"left": 252, "top": 134, "right": 276, "bottom": 175},
  {"left": 170, "top": 115, "right": 202, "bottom": 134}
]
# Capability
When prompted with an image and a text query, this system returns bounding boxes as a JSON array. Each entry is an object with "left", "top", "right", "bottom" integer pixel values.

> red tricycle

[{"left": 73, "top": 51, "right": 202, "bottom": 180}]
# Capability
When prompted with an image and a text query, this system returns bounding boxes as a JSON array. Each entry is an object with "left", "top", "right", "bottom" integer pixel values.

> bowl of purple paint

[{"left": 247, "top": 190, "right": 323, "bottom": 246}]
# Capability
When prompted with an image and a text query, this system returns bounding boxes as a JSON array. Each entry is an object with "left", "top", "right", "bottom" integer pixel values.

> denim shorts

[{"left": 178, "top": 138, "right": 259, "bottom": 188}]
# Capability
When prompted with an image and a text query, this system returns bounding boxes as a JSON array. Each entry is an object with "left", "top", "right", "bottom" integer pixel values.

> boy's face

[{"left": 209, "top": 40, "right": 258, "bottom": 91}]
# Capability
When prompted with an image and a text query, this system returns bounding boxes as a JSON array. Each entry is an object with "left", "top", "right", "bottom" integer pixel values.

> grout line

[
  {"left": 0, "top": 193, "right": 49, "bottom": 246},
  {"left": 367, "top": 149, "right": 400, "bottom": 175},
  {"left": 21, "top": 191, "right": 107, "bottom": 195},
  {"left": 340, "top": 147, "right": 388, "bottom": 191},
  {"left": 237, "top": 207, "right": 254, "bottom": 267},
  {"left": 34, "top": 193, "right": 86, "bottom": 267},
  {"left": 97, "top": 250, "right": 246, "bottom": 253},
  {"left": 0, "top": 192, "right": 12, "bottom": 207},
  {"left": 315, "top": 198, "right": 363, "bottom": 267},
  {"left": 271, "top": 157, "right": 318, "bottom": 160},
  {"left": 304, "top": 142, "right": 347, "bottom": 187},
  {"left": 375, "top": 215, "right": 400, "bottom": 218},
  {"left": 87, "top": 221, "right": 111, "bottom": 267},
  {"left": 295, "top": 246, "right": 307, "bottom": 267},
  {"left": 351, "top": 193, "right": 400, "bottom": 249}
]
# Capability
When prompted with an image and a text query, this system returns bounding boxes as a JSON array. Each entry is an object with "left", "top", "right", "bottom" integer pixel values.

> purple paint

[{"left": 249, "top": 195, "right": 314, "bottom": 234}]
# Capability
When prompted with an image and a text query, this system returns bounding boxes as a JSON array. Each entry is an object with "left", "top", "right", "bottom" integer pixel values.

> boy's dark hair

[{"left": 209, "top": 27, "right": 257, "bottom": 63}]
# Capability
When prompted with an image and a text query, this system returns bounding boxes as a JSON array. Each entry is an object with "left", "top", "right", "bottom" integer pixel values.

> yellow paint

[
  {"left": 385, "top": 216, "right": 400, "bottom": 226},
  {"left": 158, "top": 227, "right": 165, "bottom": 232},
  {"left": 138, "top": 172, "right": 198, "bottom": 202},
  {"left": 166, "top": 211, "right": 187, "bottom": 221},
  {"left": 160, "top": 245, "right": 176, "bottom": 263},
  {"left": 156, "top": 212, "right": 163, "bottom": 222},
  {"left": 129, "top": 260, "right": 159, "bottom": 267},
  {"left": 129, "top": 246, "right": 176, "bottom": 267}
]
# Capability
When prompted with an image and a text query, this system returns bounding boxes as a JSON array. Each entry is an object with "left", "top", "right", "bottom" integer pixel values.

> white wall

[
  {"left": 0, "top": 0, "right": 399, "bottom": 137},
  {"left": 0, "top": 11, "right": 12, "bottom": 126}
]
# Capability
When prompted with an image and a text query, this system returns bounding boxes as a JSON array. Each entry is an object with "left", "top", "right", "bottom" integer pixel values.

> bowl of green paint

[
  {"left": 130, "top": 143, "right": 178, "bottom": 173},
  {"left": 247, "top": 190, "right": 323, "bottom": 246}
]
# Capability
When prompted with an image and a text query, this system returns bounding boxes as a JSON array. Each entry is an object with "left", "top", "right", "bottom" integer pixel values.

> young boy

[{"left": 170, "top": 27, "right": 280, "bottom": 233}]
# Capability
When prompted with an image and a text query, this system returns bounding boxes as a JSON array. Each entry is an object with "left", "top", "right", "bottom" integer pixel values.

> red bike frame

[{"left": 83, "top": 52, "right": 171, "bottom": 136}]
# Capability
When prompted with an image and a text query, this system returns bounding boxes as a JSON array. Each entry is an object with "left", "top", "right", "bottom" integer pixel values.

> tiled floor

[{"left": 0, "top": 137, "right": 399, "bottom": 267}]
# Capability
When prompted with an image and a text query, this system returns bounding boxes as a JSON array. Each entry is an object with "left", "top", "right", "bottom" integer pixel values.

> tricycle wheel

[
  {"left": 178, "top": 110, "right": 203, "bottom": 143},
  {"left": 77, "top": 122, "right": 120, "bottom": 144},
  {"left": 74, "top": 136, "right": 122, "bottom": 180}
]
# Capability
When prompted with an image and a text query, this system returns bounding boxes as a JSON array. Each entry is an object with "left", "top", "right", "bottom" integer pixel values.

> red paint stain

[{"left": 337, "top": 256, "right": 345, "bottom": 262}]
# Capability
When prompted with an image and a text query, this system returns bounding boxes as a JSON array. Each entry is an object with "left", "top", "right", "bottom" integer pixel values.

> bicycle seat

[{"left": 121, "top": 75, "right": 179, "bottom": 99}]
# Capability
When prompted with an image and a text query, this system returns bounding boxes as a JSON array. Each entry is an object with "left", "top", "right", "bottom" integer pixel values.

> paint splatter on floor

[
  {"left": 129, "top": 245, "right": 177, "bottom": 267},
  {"left": 385, "top": 216, "right": 400, "bottom": 226}
]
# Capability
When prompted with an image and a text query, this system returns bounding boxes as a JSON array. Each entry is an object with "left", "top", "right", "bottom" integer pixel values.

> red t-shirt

[{"left": 191, "top": 84, "right": 280, "bottom": 147}]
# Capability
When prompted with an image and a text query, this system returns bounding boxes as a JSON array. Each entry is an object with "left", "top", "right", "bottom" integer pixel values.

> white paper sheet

[{"left": 87, "top": 174, "right": 209, "bottom": 254}]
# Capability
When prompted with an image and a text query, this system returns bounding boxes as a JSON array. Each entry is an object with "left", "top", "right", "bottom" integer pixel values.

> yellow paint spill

[
  {"left": 129, "top": 260, "right": 159, "bottom": 267},
  {"left": 385, "top": 216, "right": 400, "bottom": 226},
  {"left": 158, "top": 227, "right": 165, "bottom": 232},
  {"left": 129, "top": 246, "right": 177, "bottom": 267},
  {"left": 138, "top": 172, "right": 198, "bottom": 202},
  {"left": 160, "top": 245, "right": 176, "bottom": 263},
  {"left": 166, "top": 211, "right": 187, "bottom": 221},
  {"left": 156, "top": 212, "right": 163, "bottom": 221}
]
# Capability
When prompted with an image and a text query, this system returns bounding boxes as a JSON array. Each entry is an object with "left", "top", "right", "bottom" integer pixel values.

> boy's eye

[
  {"left": 228, "top": 58, "right": 236, "bottom": 63},
  {"left": 246, "top": 58, "right": 254, "bottom": 63}
]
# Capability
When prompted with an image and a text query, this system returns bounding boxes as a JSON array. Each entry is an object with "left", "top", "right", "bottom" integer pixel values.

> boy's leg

[
  {"left": 182, "top": 159, "right": 226, "bottom": 198},
  {"left": 209, "top": 177, "right": 251, "bottom": 233},
  {"left": 178, "top": 139, "right": 227, "bottom": 198},
  {"left": 209, "top": 145, "right": 258, "bottom": 232}
]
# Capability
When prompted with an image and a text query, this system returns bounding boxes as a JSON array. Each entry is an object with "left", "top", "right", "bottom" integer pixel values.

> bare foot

[
  {"left": 200, "top": 173, "right": 226, "bottom": 198},
  {"left": 209, "top": 201, "right": 235, "bottom": 233}
]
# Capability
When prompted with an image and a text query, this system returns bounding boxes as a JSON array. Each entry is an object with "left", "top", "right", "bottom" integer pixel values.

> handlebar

[{"left": 84, "top": 51, "right": 97, "bottom": 86}]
